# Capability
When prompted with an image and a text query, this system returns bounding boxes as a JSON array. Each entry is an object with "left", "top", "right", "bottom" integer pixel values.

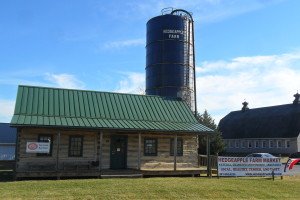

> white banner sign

[
  {"left": 26, "top": 142, "right": 50, "bottom": 153},
  {"left": 218, "top": 156, "right": 282, "bottom": 177}
]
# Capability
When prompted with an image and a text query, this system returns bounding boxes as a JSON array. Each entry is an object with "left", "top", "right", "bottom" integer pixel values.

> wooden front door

[{"left": 110, "top": 135, "right": 127, "bottom": 169}]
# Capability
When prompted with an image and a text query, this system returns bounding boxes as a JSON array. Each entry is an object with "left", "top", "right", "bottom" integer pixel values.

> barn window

[
  {"left": 248, "top": 141, "right": 252, "bottom": 148},
  {"left": 241, "top": 141, "right": 246, "bottom": 148},
  {"left": 277, "top": 140, "right": 282, "bottom": 148},
  {"left": 170, "top": 138, "right": 183, "bottom": 156},
  {"left": 144, "top": 138, "right": 157, "bottom": 156},
  {"left": 37, "top": 134, "right": 53, "bottom": 156},
  {"left": 262, "top": 141, "right": 267, "bottom": 148},
  {"left": 68, "top": 136, "right": 83, "bottom": 157},
  {"left": 235, "top": 141, "right": 240, "bottom": 148}
]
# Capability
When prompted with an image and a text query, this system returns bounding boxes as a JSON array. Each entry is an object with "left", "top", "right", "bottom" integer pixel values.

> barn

[
  {"left": 219, "top": 93, "right": 300, "bottom": 155},
  {"left": 0, "top": 123, "right": 16, "bottom": 161},
  {"left": 11, "top": 85, "right": 213, "bottom": 178}
]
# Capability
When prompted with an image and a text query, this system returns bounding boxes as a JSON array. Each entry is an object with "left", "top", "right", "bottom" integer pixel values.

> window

[
  {"left": 144, "top": 138, "right": 157, "bottom": 156},
  {"left": 242, "top": 141, "right": 246, "bottom": 148},
  {"left": 224, "top": 140, "right": 228, "bottom": 147},
  {"left": 262, "top": 141, "right": 267, "bottom": 148},
  {"left": 229, "top": 140, "right": 234, "bottom": 148},
  {"left": 68, "top": 136, "right": 83, "bottom": 157},
  {"left": 286, "top": 140, "right": 290, "bottom": 148},
  {"left": 248, "top": 141, "right": 252, "bottom": 148},
  {"left": 170, "top": 138, "right": 183, "bottom": 156},
  {"left": 255, "top": 141, "right": 259, "bottom": 148},
  {"left": 269, "top": 140, "right": 274, "bottom": 148},
  {"left": 235, "top": 141, "right": 240, "bottom": 148},
  {"left": 277, "top": 140, "right": 282, "bottom": 148},
  {"left": 37, "top": 134, "right": 53, "bottom": 156}
]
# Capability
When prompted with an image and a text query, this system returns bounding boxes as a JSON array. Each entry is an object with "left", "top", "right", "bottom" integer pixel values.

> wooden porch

[{"left": 15, "top": 167, "right": 217, "bottom": 179}]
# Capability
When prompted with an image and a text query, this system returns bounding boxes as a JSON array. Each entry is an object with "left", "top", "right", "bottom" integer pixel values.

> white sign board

[
  {"left": 26, "top": 142, "right": 50, "bottom": 153},
  {"left": 218, "top": 156, "right": 282, "bottom": 177}
]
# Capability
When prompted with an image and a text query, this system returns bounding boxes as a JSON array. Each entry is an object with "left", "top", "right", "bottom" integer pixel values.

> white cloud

[
  {"left": 196, "top": 51, "right": 300, "bottom": 123},
  {"left": 45, "top": 73, "right": 85, "bottom": 89},
  {"left": 0, "top": 99, "right": 15, "bottom": 123},
  {"left": 114, "top": 72, "right": 145, "bottom": 94},
  {"left": 104, "top": 38, "right": 145, "bottom": 49}
]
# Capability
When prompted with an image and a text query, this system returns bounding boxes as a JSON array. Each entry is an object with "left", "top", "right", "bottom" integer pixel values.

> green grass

[{"left": 0, "top": 177, "right": 299, "bottom": 199}]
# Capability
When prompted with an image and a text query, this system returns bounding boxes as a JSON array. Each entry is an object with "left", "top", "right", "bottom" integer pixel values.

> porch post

[
  {"left": 56, "top": 131, "right": 61, "bottom": 179},
  {"left": 174, "top": 134, "right": 177, "bottom": 171},
  {"left": 99, "top": 131, "right": 103, "bottom": 172},
  {"left": 138, "top": 132, "right": 141, "bottom": 170},
  {"left": 206, "top": 135, "right": 211, "bottom": 177},
  {"left": 13, "top": 128, "right": 20, "bottom": 180}
]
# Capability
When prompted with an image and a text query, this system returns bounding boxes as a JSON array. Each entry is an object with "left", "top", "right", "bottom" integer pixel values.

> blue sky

[{"left": 1, "top": 0, "right": 300, "bottom": 123}]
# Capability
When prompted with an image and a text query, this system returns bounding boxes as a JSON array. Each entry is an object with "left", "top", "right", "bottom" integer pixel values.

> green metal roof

[{"left": 10, "top": 85, "right": 213, "bottom": 133}]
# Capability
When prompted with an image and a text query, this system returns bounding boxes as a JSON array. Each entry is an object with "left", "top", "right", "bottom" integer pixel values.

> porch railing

[{"left": 198, "top": 154, "right": 218, "bottom": 169}]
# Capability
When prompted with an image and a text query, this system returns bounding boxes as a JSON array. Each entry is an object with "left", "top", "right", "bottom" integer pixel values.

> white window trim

[
  {"left": 262, "top": 140, "right": 267, "bottom": 148},
  {"left": 286, "top": 140, "right": 290, "bottom": 148},
  {"left": 235, "top": 141, "right": 239, "bottom": 148},
  {"left": 241, "top": 140, "right": 246, "bottom": 148},
  {"left": 248, "top": 141, "right": 252, "bottom": 148},
  {"left": 269, "top": 140, "right": 274, "bottom": 148},
  {"left": 277, "top": 140, "right": 282, "bottom": 148}
]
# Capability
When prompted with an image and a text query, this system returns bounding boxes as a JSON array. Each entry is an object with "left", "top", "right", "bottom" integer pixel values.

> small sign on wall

[{"left": 26, "top": 142, "right": 50, "bottom": 153}]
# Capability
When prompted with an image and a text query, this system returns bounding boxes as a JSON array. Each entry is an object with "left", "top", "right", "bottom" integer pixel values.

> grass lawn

[{"left": 0, "top": 176, "right": 299, "bottom": 199}]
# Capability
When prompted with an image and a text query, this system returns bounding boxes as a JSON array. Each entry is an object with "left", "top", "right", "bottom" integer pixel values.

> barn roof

[
  {"left": 0, "top": 123, "right": 16, "bottom": 143},
  {"left": 219, "top": 102, "right": 300, "bottom": 139},
  {"left": 10, "top": 85, "right": 213, "bottom": 134}
]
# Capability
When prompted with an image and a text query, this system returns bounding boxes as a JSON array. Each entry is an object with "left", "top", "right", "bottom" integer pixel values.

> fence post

[
  {"left": 216, "top": 153, "right": 219, "bottom": 179},
  {"left": 206, "top": 135, "right": 211, "bottom": 178},
  {"left": 279, "top": 154, "right": 283, "bottom": 180}
]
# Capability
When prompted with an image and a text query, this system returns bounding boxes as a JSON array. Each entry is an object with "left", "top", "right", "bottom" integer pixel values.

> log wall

[{"left": 16, "top": 128, "right": 198, "bottom": 173}]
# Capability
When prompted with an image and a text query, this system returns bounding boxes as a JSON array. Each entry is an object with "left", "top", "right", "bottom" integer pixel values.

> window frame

[
  {"left": 277, "top": 140, "right": 282, "bottom": 148},
  {"left": 170, "top": 138, "right": 183, "bottom": 156},
  {"left": 37, "top": 134, "right": 53, "bottom": 157},
  {"left": 241, "top": 140, "right": 246, "bottom": 148},
  {"left": 144, "top": 138, "right": 157, "bottom": 156},
  {"left": 68, "top": 135, "right": 83, "bottom": 157},
  {"left": 235, "top": 140, "right": 240, "bottom": 148},
  {"left": 262, "top": 140, "right": 267, "bottom": 148},
  {"left": 248, "top": 141, "right": 252, "bottom": 148}
]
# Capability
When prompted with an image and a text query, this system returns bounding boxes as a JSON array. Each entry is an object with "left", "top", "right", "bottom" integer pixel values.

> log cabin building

[{"left": 11, "top": 85, "right": 213, "bottom": 178}]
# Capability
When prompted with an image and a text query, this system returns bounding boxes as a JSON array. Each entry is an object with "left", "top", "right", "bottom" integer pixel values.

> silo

[{"left": 145, "top": 9, "right": 196, "bottom": 113}]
